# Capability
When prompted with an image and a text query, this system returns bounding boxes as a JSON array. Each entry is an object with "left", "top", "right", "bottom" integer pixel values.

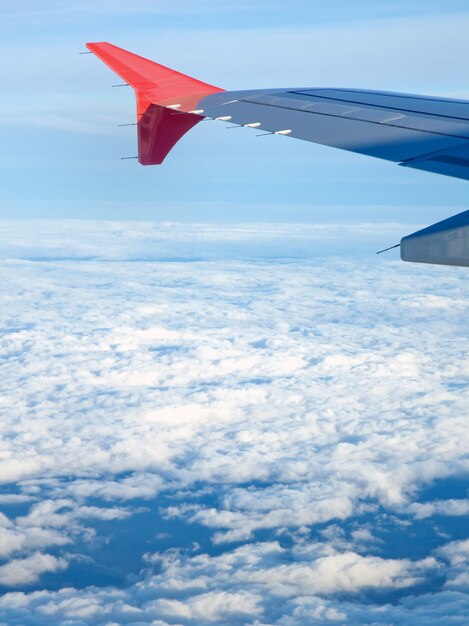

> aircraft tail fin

[{"left": 86, "top": 42, "right": 224, "bottom": 164}]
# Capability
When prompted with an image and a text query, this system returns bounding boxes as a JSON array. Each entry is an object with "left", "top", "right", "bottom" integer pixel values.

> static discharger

[
  {"left": 121, "top": 156, "right": 138, "bottom": 160},
  {"left": 376, "top": 243, "right": 400, "bottom": 255},
  {"left": 226, "top": 122, "right": 262, "bottom": 130},
  {"left": 257, "top": 129, "right": 292, "bottom": 137},
  {"left": 112, "top": 83, "right": 130, "bottom": 87},
  {"left": 118, "top": 123, "right": 137, "bottom": 127}
]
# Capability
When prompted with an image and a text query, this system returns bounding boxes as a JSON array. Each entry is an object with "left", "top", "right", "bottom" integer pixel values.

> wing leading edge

[{"left": 86, "top": 42, "right": 469, "bottom": 267}]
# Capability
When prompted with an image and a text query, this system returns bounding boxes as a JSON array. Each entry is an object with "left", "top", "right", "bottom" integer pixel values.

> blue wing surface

[{"left": 200, "top": 88, "right": 469, "bottom": 181}]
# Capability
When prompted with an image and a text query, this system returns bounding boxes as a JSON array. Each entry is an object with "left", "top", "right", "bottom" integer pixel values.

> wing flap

[{"left": 400, "top": 142, "right": 469, "bottom": 181}]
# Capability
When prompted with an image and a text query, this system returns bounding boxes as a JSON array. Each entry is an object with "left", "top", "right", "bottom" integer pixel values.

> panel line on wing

[
  {"left": 309, "top": 88, "right": 469, "bottom": 108},
  {"left": 239, "top": 98, "right": 469, "bottom": 142},
  {"left": 287, "top": 91, "right": 469, "bottom": 123}
]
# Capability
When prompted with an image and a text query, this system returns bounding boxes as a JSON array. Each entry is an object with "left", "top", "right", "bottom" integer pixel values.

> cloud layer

[{"left": 0, "top": 220, "right": 467, "bottom": 623}]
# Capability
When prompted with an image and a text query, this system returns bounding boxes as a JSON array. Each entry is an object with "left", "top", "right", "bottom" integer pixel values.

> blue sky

[{"left": 1, "top": 1, "right": 469, "bottom": 220}]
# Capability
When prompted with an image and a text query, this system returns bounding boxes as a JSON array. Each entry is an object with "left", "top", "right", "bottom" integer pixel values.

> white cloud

[
  {"left": 437, "top": 539, "right": 469, "bottom": 591},
  {"left": 0, "top": 220, "right": 467, "bottom": 623},
  {"left": 0, "top": 540, "right": 449, "bottom": 623},
  {"left": 409, "top": 499, "right": 469, "bottom": 519},
  {"left": 150, "top": 591, "right": 262, "bottom": 621},
  {"left": 0, "top": 553, "right": 67, "bottom": 586}
]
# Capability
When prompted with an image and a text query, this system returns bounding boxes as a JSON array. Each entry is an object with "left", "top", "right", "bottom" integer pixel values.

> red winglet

[{"left": 86, "top": 42, "right": 224, "bottom": 164}]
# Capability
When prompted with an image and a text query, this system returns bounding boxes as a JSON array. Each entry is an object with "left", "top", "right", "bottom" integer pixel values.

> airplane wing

[
  {"left": 195, "top": 88, "right": 469, "bottom": 183},
  {"left": 86, "top": 42, "right": 469, "bottom": 266}
]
